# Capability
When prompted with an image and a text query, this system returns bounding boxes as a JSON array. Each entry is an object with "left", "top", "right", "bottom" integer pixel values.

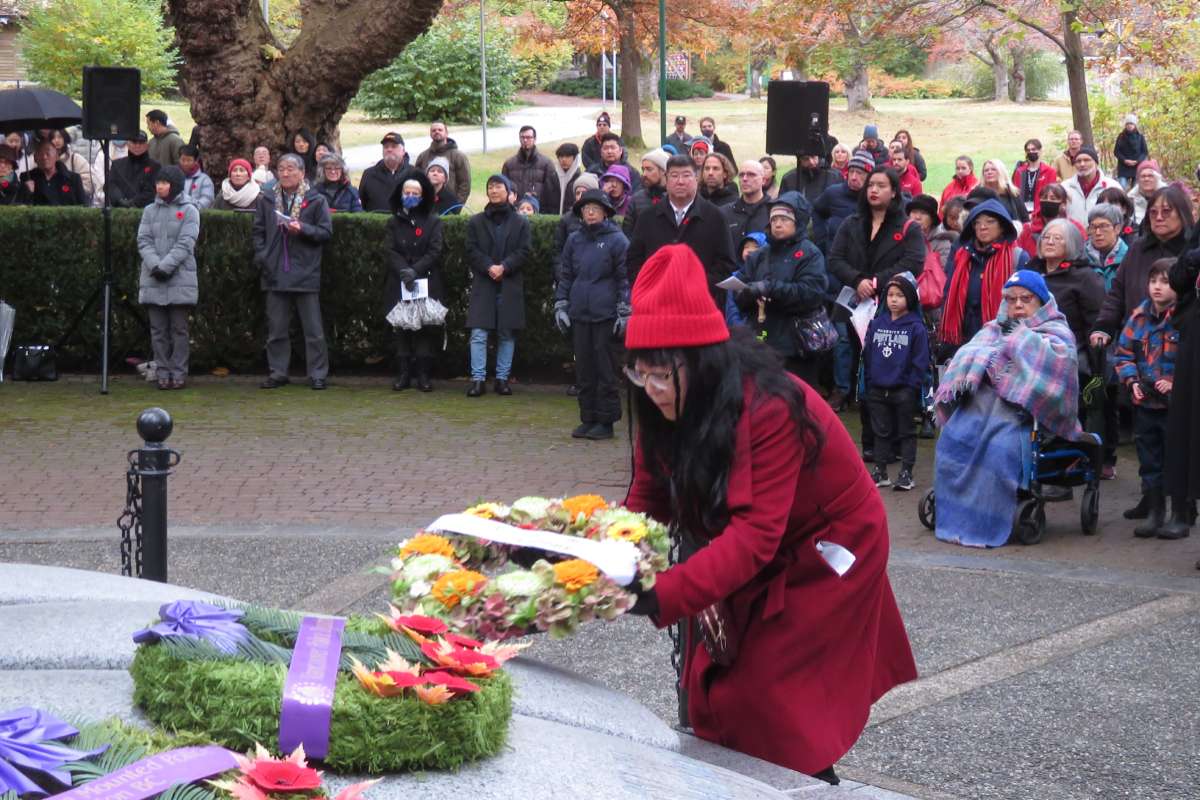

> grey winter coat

[
  {"left": 465, "top": 202, "right": 532, "bottom": 330},
  {"left": 252, "top": 188, "right": 334, "bottom": 293},
  {"left": 137, "top": 195, "right": 201, "bottom": 306},
  {"left": 182, "top": 171, "right": 215, "bottom": 209}
]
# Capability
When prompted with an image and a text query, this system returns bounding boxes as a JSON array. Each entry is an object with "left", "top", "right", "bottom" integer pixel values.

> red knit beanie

[
  {"left": 228, "top": 158, "right": 253, "bottom": 176},
  {"left": 625, "top": 244, "right": 730, "bottom": 349}
]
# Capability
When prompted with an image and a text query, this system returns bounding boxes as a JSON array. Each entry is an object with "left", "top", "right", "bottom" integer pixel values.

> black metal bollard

[{"left": 135, "top": 407, "right": 178, "bottom": 582}]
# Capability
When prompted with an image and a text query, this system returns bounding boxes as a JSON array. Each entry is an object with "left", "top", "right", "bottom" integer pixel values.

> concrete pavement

[{"left": 2, "top": 376, "right": 1198, "bottom": 798}]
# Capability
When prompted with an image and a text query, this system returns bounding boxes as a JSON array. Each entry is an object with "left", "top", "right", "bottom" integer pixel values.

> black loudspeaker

[
  {"left": 766, "top": 81, "right": 830, "bottom": 157},
  {"left": 82, "top": 66, "right": 142, "bottom": 141}
]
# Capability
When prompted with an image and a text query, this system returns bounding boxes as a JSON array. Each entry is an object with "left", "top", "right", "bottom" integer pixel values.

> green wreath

[{"left": 129, "top": 603, "right": 512, "bottom": 773}]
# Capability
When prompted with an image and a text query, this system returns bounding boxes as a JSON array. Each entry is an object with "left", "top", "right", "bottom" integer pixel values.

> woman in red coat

[{"left": 622, "top": 244, "right": 917, "bottom": 784}]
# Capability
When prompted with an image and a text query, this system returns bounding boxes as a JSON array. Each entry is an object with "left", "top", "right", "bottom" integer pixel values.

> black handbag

[
  {"left": 12, "top": 344, "right": 58, "bottom": 381},
  {"left": 791, "top": 306, "right": 839, "bottom": 355}
]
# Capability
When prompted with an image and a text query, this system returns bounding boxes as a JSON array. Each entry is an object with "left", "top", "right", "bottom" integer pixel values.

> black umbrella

[{"left": 0, "top": 87, "right": 83, "bottom": 132}]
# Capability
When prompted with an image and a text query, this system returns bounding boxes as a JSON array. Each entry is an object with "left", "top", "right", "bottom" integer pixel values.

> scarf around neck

[
  {"left": 273, "top": 179, "right": 310, "bottom": 221},
  {"left": 941, "top": 240, "right": 1018, "bottom": 345},
  {"left": 221, "top": 177, "right": 261, "bottom": 208}
]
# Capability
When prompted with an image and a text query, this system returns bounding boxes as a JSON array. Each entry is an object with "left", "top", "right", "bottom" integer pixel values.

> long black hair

[
  {"left": 856, "top": 165, "right": 903, "bottom": 219},
  {"left": 628, "top": 327, "right": 824, "bottom": 539}
]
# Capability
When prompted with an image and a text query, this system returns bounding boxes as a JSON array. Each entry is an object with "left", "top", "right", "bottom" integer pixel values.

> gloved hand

[
  {"left": 150, "top": 267, "right": 171, "bottom": 281},
  {"left": 999, "top": 318, "right": 1018, "bottom": 334},
  {"left": 554, "top": 301, "right": 571, "bottom": 334},
  {"left": 627, "top": 585, "right": 659, "bottom": 617},
  {"left": 746, "top": 280, "right": 770, "bottom": 299},
  {"left": 613, "top": 302, "right": 631, "bottom": 338},
  {"left": 398, "top": 268, "right": 417, "bottom": 292}
]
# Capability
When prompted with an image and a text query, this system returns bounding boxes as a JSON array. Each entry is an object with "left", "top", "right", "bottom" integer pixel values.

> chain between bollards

[{"left": 118, "top": 407, "right": 180, "bottom": 582}]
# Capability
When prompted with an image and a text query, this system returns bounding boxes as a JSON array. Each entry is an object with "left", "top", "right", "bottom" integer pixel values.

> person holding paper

[
  {"left": 621, "top": 244, "right": 916, "bottom": 786},
  {"left": 385, "top": 174, "right": 445, "bottom": 392}
]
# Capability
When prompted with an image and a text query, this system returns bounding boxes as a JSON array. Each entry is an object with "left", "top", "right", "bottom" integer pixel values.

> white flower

[
  {"left": 510, "top": 496, "right": 553, "bottom": 519},
  {"left": 401, "top": 553, "right": 455, "bottom": 582},
  {"left": 494, "top": 570, "right": 548, "bottom": 598},
  {"left": 409, "top": 580, "right": 432, "bottom": 598}
]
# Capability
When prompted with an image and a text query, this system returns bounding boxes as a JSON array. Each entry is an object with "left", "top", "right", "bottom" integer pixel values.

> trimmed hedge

[{"left": 0, "top": 208, "right": 570, "bottom": 377}]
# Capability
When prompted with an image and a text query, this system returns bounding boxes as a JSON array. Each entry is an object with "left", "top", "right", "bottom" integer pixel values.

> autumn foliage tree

[{"left": 165, "top": 0, "right": 444, "bottom": 178}]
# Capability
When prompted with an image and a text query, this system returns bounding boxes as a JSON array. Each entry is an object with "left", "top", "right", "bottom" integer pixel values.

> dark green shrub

[
  {"left": 353, "top": 19, "right": 516, "bottom": 124},
  {"left": 545, "top": 76, "right": 713, "bottom": 100},
  {"left": 0, "top": 208, "right": 571, "bottom": 378}
]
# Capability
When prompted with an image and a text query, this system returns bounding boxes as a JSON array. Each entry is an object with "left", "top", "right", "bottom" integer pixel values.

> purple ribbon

[
  {"left": 131, "top": 600, "right": 250, "bottom": 655},
  {"left": 278, "top": 616, "right": 345, "bottom": 760},
  {"left": 53, "top": 745, "right": 238, "bottom": 800},
  {"left": 0, "top": 707, "right": 107, "bottom": 797}
]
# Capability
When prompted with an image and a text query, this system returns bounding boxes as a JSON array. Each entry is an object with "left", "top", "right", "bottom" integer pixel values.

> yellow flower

[
  {"left": 399, "top": 533, "right": 456, "bottom": 560},
  {"left": 606, "top": 520, "right": 648, "bottom": 543},
  {"left": 465, "top": 502, "right": 504, "bottom": 519},
  {"left": 430, "top": 569, "right": 488, "bottom": 609},
  {"left": 552, "top": 559, "right": 600, "bottom": 592},
  {"left": 561, "top": 494, "right": 608, "bottom": 521}
]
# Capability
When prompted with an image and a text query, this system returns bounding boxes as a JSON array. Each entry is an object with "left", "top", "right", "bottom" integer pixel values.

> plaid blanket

[{"left": 934, "top": 296, "right": 1084, "bottom": 440}]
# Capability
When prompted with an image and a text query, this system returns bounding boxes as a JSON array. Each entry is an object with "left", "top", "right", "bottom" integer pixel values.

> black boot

[
  {"left": 466, "top": 380, "right": 485, "bottom": 397},
  {"left": 1133, "top": 488, "right": 1164, "bottom": 538},
  {"left": 416, "top": 358, "right": 433, "bottom": 392},
  {"left": 1157, "top": 497, "right": 1193, "bottom": 540},
  {"left": 392, "top": 357, "right": 411, "bottom": 391},
  {"left": 1123, "top": 493, "right": 1151, "bottom": 520}
]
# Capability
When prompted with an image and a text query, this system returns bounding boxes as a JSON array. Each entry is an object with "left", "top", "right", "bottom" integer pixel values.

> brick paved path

[{"left": 2, "top": 375, "right": 1198, "bottom": 576}]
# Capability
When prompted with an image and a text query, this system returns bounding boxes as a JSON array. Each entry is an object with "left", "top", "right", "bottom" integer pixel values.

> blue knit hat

[
  {"left": 863, "top": 124, "right": 879, "bottom": 140},
  {"left": 517, "top": 193, "right": 540, "bottom": 213},
  {"left": 486, "top": 173, "right": 514, "bottom": 193},
  {"left": 1004, "top": 269, "right": 1050, "bottom": 304}
]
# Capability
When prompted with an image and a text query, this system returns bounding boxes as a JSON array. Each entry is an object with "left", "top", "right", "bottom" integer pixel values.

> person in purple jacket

[{"left": 863, "top": 272, "right": 931, "bottom": 491}]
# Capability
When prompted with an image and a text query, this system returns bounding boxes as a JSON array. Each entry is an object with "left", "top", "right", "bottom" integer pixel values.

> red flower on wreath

[
  {"left": 176, "top": 211, "right": 185, "bottom": 220},
  {"left": 415, "top": 227, "right": 423, "bottom": 237},
  {"left": 243, "top": 760, "right": 323, "bottom": 793},
  {"left": 892, "top": 232, "right": 903, "bottom": 241}
]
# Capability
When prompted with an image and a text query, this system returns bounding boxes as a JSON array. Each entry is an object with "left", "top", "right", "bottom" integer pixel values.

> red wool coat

[{"left": 625, "top": 377, "right": 917, "bottom": 775}]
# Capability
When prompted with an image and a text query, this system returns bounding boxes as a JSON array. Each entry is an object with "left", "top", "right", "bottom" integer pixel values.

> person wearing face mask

[
  {"left": 554, "top": 189, "right": 630, "bottom": 440},
  {"left": 137, "top": 165, "right": 201, "bottom": 390},
  {"left": 1013, "top": 139, "right": 1057, "bottom": 216},
  {"left": 384, "top": 174, "right": 444, "bottom": 392},
  {"left": 1016, "top": 183, "right": 1086, "bottom": 259}
]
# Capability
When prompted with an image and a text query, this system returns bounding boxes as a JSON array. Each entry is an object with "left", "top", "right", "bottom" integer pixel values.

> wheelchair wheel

[
  {"left": 1015, "top": 498, "right": 1045, "bottom": 545},
  {"left": 1081, "top": 485, "right": 1100, "bottom": 535},
  {"left": 919, "top": 489, "right": 936, "bottom": 531}
]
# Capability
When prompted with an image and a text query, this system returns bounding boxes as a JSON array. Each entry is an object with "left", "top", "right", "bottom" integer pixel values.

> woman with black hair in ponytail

[{"left": 621, "top": 244, "right": 916, "bottom": 786}]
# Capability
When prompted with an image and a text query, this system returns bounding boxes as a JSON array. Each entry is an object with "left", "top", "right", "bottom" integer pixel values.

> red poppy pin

[
  {"left": 300, "top": 201, "right": 308, "bottom": 209},
  {"left": 793, "top": 249, "right": 804, "bottom": 258},
  {"left": 415, "top": 227, "right": 423, "bottom": 237},
  {"left": 176, "top": 211, "right": 184, "bottom": 220},
  {"left": 144, "top": 166, "right": 152, "bottom": 174},
  {"left": 1124, "top": 225, "right": 1133, "bottom": 235},
  {"left": 0, "top": 180, "right": 7, "bottom": 189},
  {"left": 893, "top": 232, "right": 903, "bottom": 241},
  {"left": 61, "top": 185, "right": 70, "bottom": 193},
  {"left": 652, "top": 197, "right": 660, "bottom": 204}
]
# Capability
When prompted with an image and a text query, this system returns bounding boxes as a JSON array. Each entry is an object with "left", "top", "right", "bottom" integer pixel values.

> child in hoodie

[{"left": 864, "top": 272, "right": 930, "bottom": 491}]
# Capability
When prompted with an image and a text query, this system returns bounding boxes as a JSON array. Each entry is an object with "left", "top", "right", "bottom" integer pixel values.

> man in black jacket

[
  {"left": 106, "top": 132, "right": 160, "bottom": 209},
  {"left": 501, "top": 126, "right": 560, "bottom": 215},
  {"left": 627, "top": 154, "right": 736, "bottom": 305},
  {"left": 723, "top": 159, "right": 770, "bottom": 243},
  {"left": 465, "top": 175, "right": 532, "bottom": 397},
  {"left": 358, "top": 132, "right": 419, "bottom": 212},
  {"left": 623, "top": 148, "right": 668, "bottom": 237},
  {"left": 779, "top": 154, "right": 843, "bottom": 206},
  {"left": 587, "top": 133, "right": 642, "bottom": 194},
  {"left": 20, "top": 139, "right": 85, "bottom": 206},
  {"left": 698, "top": 116, "right": 735, "bottom": 164}
]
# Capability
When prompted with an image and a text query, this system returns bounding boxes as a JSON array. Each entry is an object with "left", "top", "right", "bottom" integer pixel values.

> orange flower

[
  {"left": 561, "top": 494, "right": 608, "bottom": 520},
  {"left": 399, "top": 533, "right": 456, "bottom": 559},
  {"left": 414, "top": 684, "right": 454, "bottom": 705},
  {"left": 553, "top": 559, "right": 600, "bottom": 592},
  {"left": 430, "top": 569, "right": 487, "bottom": 609}
]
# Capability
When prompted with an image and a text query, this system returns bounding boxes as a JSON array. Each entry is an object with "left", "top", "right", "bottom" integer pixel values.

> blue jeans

[
  {"left": 470, "top": 328, "right": 515, "bottom": 380},
  {"left": 833, "top": 321, "right": 853, "bottom": 393}
]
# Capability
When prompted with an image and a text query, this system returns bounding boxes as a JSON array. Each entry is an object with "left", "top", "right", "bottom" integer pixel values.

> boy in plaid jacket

[{"left": 1112, "top": 258, "right": 1178, "bottom": 537}]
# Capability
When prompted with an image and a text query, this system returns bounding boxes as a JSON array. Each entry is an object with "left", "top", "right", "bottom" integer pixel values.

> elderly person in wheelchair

[{"left": 929, "top": 270, "right": 1101, "bottom": 547}]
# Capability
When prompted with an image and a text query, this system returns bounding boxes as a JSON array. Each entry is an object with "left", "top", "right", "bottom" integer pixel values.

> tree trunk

[
  {"left": 984, "top": 39, "right": 1009, "bottom": 102},
  {"left": 615, "top": 5, "right": 644, "bottom": 149},
  {"left": 1061, "top": 9, "right": 1093, "bottom": 145},
  {"left": 1009, "top": 47, "right": 1027, "bottom": 103},
  {"left": 165, "top": 0, "right": 443, "bottom": 179},
  {"left": 749, "top": 60, "right": 766, "bottom": 99},
  {"left": 844, "top": 58, "right": 872, "bottom": 112}
]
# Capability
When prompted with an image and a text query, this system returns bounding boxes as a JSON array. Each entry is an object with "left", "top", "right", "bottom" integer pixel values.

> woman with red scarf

[
  {"left": 940, "top": 155, "right": 979, "bottom": 210},
  {"left": 940, "top": 199, "right": 1030, "bottom": 354}
]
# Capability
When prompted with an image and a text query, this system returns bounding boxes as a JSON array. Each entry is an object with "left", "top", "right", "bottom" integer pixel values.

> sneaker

[
  {"left": 893, "top": 469, "right": 915, "bottom": 491},
  {"left": 872, "top": 468, "right": 891, "bottom": 488},
  {"left": 1100, "top": 465, "right": 1117, "bottom": 480},
  {"left": 571, "top": 423, "right": 592, "bottom": 439}
]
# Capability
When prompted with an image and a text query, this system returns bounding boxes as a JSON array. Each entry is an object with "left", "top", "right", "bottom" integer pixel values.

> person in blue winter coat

[
  {"left": 554, "top": 189, "right": 631, "bottom": 440},
  {"left": 733, "top": 191, "right": 830, "bottom": 386},
  {"left": 812, "top": 151, "right": 872, "bottom": 251},
  {"left": 725, "top": 231, "right": 767, "bottom": 327},
  {"left": 863, "top": 272, "right": 930, "bottom": 492}
]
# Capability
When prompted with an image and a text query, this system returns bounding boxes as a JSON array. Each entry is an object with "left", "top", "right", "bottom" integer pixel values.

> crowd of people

[{"left": 3, "top": 107, "right": 1199, "bottom": 542}]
